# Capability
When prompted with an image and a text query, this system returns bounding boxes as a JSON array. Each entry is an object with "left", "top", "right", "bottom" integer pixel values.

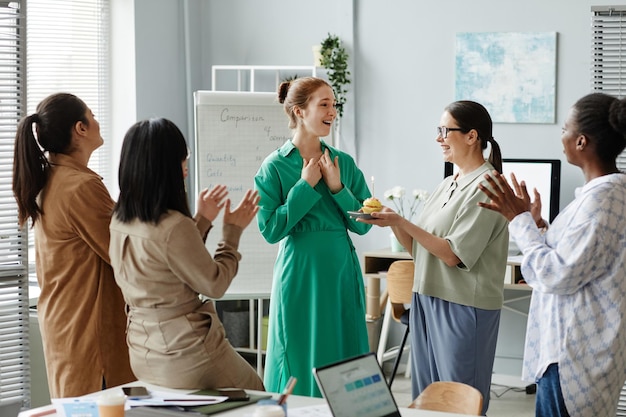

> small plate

[{"left": 347, "top": 211, "right": 374, "bottom": 220}]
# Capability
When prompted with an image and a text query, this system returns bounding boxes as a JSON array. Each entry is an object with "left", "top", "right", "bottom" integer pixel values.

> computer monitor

[{"left": 444, "top": 158, "right": 561, "bottom": 222}]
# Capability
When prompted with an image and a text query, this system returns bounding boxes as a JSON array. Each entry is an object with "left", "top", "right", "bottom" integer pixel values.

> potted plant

[{"left": 319, "top": 33, "right": 351, "bottom": 119}]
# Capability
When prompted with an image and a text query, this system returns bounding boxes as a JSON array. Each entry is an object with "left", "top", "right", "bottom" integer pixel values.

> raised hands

[
  {"left": 301, "top": 157, "right": 322, "bottom": 188},
  {"left": 300, "top": 149, "right": 343, "bottom": 193},
  {"left": 223, "top": 189, "right": 260, "bottom": 229},
  {"left": 319, "top": 149, "right": 343, "bottom": 193},
  {"left": 196, "top": 185, "right": 229, "bottom": 222},
  {"left": 477, "top": 171, "right": 542, "bottom": 223}
]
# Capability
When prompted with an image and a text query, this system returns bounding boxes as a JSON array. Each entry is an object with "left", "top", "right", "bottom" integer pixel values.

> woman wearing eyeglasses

[{"left": 361, "top": 100, "right": 509, "bottom": 415}]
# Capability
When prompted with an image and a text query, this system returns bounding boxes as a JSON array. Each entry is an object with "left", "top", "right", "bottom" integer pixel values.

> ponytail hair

[
  {"left": 12, "top": 93, "right": 88, "bottom": 226},
  {"left": 13, "top": 114, "right": 49, "bottom": 226},
  {"left": 485, "top": 136, "right": 503, "bottom": 173},
  {"left": 445, "top": 100, "right": 502, "bottom": 172}
]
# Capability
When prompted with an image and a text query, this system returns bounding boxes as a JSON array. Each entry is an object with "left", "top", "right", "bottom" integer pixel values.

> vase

[
  {"left": 390, "top": 234, "right": 406, "bottom": 252},
  {"left": 312, "top": 44, "right": 322, "bottom": 67}
]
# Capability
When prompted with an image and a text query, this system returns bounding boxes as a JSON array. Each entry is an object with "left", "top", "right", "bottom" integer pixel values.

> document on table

[
  {"left": 288, "top": 404, "right": 333, "bottom": 416},
  {"left": 127, "top": 390, "right": 228, "bottom": 407},
  {"left": 51, "top": 391, "right": 228, "bottom": 417},
  {"left": 51, "top": 398, "right": 98, "bottom": 417}
]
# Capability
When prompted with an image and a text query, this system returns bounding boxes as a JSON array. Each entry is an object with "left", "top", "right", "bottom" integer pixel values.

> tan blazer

[
  {"left": 35, "top": 154, "right": 134, "bottom": 398},
  {"left": 109, "top": 211, "right": 264, "bottom": 390}
]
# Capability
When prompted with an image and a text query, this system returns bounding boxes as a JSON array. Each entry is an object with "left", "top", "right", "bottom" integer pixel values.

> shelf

[{"left": 211, "top": 65, "right": 319, "bottom": 92}]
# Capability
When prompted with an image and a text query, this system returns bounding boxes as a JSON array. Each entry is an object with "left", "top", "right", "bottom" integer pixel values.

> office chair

[
  {"left": 385, "top": 260, "right": 414, "bottom": 387},
  {"left": 408, "top": 381, "right": 483, "bottom": 415}
]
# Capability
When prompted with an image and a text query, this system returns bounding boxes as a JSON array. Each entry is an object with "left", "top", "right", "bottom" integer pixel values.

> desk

[{"left": 18, "top": 383, "right": 472, "bottom": 417}]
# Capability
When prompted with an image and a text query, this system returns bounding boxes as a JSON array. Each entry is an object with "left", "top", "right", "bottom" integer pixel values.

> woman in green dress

[{"left": 254, "top": 77, "right": 372, "bottom": 397}]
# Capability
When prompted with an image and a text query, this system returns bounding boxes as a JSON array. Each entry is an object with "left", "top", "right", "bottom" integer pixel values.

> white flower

[
  {"left": 412, "top": 189, "right": 429, "bottom": 201},
  {"left": 384, "top": 186, "right": 429, "bottom": 221},
  {"left": 384, "top": 186, "right": 405, "bottom": 200}
]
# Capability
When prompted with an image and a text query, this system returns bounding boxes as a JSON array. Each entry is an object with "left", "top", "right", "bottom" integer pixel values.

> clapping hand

[
  {"left": 196, "top": 185, "right": 228, "bottom": 222},
  {"left": 478, "top": 171, "right": 541, "bottom": 222},
  {"left": 223, "top": 189, "right": 260, "bottom": 229}
]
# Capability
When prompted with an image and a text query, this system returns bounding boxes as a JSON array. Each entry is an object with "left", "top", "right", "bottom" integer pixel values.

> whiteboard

[{"left": 194, "top": 91, "right": 291, "bottom": 295}]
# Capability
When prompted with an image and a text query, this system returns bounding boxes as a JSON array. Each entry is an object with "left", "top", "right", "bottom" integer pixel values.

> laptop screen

[{"left": 313, "top": 352, "right": 401, "bottom": 417}]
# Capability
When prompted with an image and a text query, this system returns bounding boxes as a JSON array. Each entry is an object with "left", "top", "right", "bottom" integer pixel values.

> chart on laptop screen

[{"left": 314, "top": 353, "right": 400, "bottom": 417}]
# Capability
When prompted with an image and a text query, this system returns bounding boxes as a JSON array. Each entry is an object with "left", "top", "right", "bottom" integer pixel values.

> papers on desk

[
  {"left": 51, "top": 391, "right": 227, "bottom": 417},
  {"left": 127, "top": 390, "right": 228, "bottom": 407},
  {"left": 289, "top": 404, "right": 333, "bottom": 416},
  {"left": 51, "top": 398, "right": 99, "bottom": 417}
]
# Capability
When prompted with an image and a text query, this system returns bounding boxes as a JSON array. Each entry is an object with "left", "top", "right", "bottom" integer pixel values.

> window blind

[
  {"left": 591, "top": 6, "right": 626, "bottom": 171},
  {"left": 26, "top": 0, "right": 111, "bottom": 179},
  {"left": 26, "top": 0, "right": 111, "bottom": 289},
  {"left": 0, "top": 0, "right": 30, "bottom": 408}
]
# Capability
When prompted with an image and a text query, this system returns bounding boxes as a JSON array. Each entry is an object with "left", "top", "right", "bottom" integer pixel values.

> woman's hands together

[
  {"left": 300, "top": 149, "right": 343, "bottom": 193},
  {"left": 301, "top": 157, "right": 322, "bottom": 188},
  {"left": 319, "top": 149, "right": 343, "bottom": 193}
]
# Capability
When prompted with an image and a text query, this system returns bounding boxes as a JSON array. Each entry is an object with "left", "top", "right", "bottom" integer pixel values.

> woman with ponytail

[
  {"left": 12, "top": 93, "right": 134, "bottom": 397},
  {"left": 361, "top": 100, "right": 509, "bottom": 415}
]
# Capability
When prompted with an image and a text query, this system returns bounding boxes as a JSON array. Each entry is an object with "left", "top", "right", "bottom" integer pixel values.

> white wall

[
  {"left": 128, "top": 0, "right": 623, "bottom": 378},
  {"left": 110, "top": 0, "right": 137, "bottom": 198},
  {"left": 132, "top": 0, "right": 615, "bottom": 254}
]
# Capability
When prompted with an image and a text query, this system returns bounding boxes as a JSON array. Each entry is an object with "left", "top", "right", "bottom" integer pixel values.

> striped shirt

[{"left": 510, "top": 173, "right": 626, "bottom": 417}]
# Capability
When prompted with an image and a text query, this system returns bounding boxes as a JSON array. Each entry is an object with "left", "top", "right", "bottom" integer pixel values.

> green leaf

[{"left": 319, "top": 33, "right": 350, "bottom": 118}]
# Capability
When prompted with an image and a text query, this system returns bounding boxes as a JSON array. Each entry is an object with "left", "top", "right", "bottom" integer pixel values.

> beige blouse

[{"left": 109, "top": 211, "right": 264, "bottom": 390}]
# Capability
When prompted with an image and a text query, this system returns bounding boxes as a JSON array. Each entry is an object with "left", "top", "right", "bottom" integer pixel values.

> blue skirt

[{"left": 409, "top": 293, "right": 500, "bottom": 415}]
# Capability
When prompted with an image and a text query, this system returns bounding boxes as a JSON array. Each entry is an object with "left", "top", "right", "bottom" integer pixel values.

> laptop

[{"left": 313, "top": 352, "right": 401, "bottom": 417}]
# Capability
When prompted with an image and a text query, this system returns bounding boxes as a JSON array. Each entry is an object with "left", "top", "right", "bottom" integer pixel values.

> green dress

[{"left": 254, "top": 140, "right": 371, "bottom": 397}]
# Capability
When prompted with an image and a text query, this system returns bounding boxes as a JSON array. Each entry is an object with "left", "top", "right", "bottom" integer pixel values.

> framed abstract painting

[{"left": 455, "top": 32, "right": 557, "bottom": 124}]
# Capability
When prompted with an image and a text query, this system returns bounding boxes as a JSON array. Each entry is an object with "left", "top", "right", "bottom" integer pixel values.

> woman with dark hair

[
  {"left": 12, "top": 93, "right": 134, "bottom": 397},
  {"left": 479, "top": 93, "right": 626, "bottom": 417},
  {"left": 110, "top": 118, "right": 264, "bottom": 390},
  {"left": 362, "top": 100, "right": 509, "bottom": 415},
  {"left": 255, "top": 77, "right": 372, "bottom": 397}
]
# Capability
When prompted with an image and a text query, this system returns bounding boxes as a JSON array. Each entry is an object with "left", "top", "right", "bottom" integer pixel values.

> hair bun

[
  {"left": 278, "top": 81, "right": 291, "bottom": 104},
  {"left": 608, "top": 97, "right": 626, "bottom": 134}
]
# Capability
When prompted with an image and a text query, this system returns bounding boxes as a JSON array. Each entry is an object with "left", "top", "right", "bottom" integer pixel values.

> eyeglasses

[{"left": 437, "top": 126, "right": 463, "bottom": 139}]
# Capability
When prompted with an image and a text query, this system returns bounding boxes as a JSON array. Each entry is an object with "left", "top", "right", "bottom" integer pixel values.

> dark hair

[
  {"left": 572, "top": 93, "right": 626, "bottom": 163},
  {"left": 114, "top": 118, "right": 191, "bottom": 223},
  {"left": 12, "top": 93, "right": 88, "bottom": 226},
  {"left": 445, "top": 100, "right": 503, "bottom": 172},
  {"left": 278, "top": 77, "right": 332, "bottom": 129}
]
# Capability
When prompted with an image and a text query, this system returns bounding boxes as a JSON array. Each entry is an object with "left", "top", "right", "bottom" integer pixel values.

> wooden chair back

[
  {"left": 409, "top": 381, "right": 483, "bottom": 415},
  {"left": 385, "top": 260, "right": 414, "bottom": 322}
]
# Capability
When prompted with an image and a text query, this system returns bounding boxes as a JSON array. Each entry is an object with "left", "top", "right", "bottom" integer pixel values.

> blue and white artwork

[{"left": 455, "top": 32, "right": 557, "bottom": 124}]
